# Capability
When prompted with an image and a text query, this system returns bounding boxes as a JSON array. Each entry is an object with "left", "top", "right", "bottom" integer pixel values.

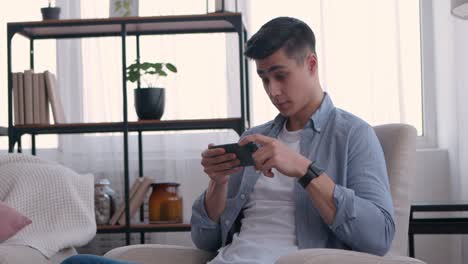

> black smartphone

[{"left": 209, "top": 142, "right": 258, "bottom": 167}]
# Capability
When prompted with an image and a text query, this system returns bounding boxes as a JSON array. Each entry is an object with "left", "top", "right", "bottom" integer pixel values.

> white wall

[{"left": 413, "top": 149, "right": 462, "bottom": 264}]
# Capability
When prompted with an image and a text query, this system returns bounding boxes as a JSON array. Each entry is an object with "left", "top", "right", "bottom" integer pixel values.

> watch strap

[{"left": 298, "top": 162, "right": 324, "bottom": 189}]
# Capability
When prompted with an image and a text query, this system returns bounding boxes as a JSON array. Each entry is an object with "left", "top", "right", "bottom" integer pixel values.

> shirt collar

[{"left": 271, "top": 92, "right": 335, "bottom": 133}]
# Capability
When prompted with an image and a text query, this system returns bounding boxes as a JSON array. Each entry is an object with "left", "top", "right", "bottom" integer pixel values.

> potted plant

[
  {"left": 41, "top": 0, "right": 61, "bottom": 20},
  {"left": 126, "top": 60, "right": 177, "bottom": 120}
]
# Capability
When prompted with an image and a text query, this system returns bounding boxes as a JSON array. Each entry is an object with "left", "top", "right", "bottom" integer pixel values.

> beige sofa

[
  {"left": 0, "top": 246, "right": 76, "bottom": 264},
  {"left": 105, "top": 124, "right": 426, "bottom": 264}
]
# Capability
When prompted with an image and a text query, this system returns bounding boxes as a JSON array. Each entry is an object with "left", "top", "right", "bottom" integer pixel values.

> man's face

[{"left": 255, "top": 48, "right": 316, "bottom": 117}]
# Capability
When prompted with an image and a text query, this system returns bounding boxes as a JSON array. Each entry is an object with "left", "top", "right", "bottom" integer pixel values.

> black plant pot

[
  {"left": 134, "top": 88, "right": 165, "bottom": 120},
  {"left": 41, "top": 7, "right": 61, "bottom": 20}
]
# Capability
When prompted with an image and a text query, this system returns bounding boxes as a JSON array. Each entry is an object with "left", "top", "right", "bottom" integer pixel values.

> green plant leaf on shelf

[
  {"left": 126, "top": 60, "right": 177, "bottom": 87},
  {"left": 140, "top": 62, "right": 152, "bottom": 70},
  {"left": 152, "top": 63, "right": 163, "bottom": 71},
  {"left": 166, "top": 63, "right": 178, "bottom": 73},
  {"left": 156, "top": 70, "right": 168, "bottom": 77}
]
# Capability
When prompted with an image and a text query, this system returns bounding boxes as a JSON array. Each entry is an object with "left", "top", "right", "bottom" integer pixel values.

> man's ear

[{"left": 306, "top": 53, "right": 318, "bottom": 75}]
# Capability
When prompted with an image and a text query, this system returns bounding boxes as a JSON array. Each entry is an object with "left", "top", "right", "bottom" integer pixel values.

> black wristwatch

[{"left": 298, "top": 162, "right": 324, "bottom": 189}]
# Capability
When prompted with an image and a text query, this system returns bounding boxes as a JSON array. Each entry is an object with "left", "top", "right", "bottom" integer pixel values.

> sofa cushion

[{"left": 0, "top": 201, "right": 31, "bottom": 242}]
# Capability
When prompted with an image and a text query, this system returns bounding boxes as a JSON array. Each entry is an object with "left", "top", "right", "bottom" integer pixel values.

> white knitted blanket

[{"left": 0, "top": 154, "right": 96, "bottom": 258}]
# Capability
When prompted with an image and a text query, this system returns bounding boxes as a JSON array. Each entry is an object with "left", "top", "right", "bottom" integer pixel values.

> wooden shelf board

[
  {"left": 13, "top": 118, "right": 243, "bottom": 135},
  {"left": 8, "top": 13, "right": 242, "bottom": 39}
]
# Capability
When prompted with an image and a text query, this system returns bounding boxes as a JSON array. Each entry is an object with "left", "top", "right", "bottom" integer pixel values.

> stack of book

[
  {"left": 12, "top": 70, "right": 65, "bottom": 125},
  {"left": 109, "top": 176, "right": 154, "bottom": 225}
]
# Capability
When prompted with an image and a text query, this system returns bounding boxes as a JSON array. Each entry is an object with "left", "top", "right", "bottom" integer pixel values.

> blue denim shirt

[{"left": 191, "top": 93, "right": 395, "bottom": 256}]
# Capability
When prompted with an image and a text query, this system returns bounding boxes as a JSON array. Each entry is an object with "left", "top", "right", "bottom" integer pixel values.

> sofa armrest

[
  {"left": 275, "top": 249, "right": 426, "bottom": 264},
  {"left": 104, "top": 244, "right": 215, "bottom": 264}
]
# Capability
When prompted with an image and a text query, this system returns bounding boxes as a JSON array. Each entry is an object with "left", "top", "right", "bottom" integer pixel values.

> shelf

[
  {"left": 8, "top": 13, "right": 243, "bottom": 40},
  {"left": 97, "top": 223, "right": 191, "bottom": 234},
  {"left": 13, "top": 118, "right": 243, "bottom": 135},
  {"left": 6, "top": 13, "right": 248, "bottom": 242}
]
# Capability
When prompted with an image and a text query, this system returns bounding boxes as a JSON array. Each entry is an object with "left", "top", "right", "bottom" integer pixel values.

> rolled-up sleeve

[
  {"left": 328, "top": 124, "right": 395, "bottom": 256},
  {"left": 190, "top": 191, "right": 222, "bottom": 251}
]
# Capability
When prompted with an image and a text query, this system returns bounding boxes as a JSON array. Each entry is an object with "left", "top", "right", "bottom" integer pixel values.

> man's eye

[{"left": 276, "top": 74, "right": 286, "bottom": 81}]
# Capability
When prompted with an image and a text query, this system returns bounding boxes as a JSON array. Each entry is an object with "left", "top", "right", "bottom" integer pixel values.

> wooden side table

[{"left": 409, "top": 202, "right": 468, "bottom": 257}]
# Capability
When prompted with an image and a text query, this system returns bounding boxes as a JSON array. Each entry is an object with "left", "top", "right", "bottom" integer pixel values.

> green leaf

[
  {"left": 157, "top": 70, "right": 168, "bottom": 76},
  {"left": 165, "top": 63, "right": 177, "bottom": 73},
  {"left": 127, "top": 72, "right": 139, "bottom": 83},
  {"left": 152, "top": 63, "right": 163, "bottom": 71},
  {"left": 125, "top": 60, "right": 176, "bottom": 87},
  {"left": 140, "top": 62, "right": 152, "bottom": 70}
]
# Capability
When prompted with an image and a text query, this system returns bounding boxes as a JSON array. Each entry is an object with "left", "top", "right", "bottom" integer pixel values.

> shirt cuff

[
  {"left": 191, "top": 190, "right": 220, "bottom": 229},
  {"left": 329, "top": 185, "right": 357, "bottom": 231}
]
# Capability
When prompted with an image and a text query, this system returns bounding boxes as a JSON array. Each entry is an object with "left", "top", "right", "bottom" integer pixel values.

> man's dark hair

[{"left": 245, "top": 17, "right": 316, "bottom": 64}]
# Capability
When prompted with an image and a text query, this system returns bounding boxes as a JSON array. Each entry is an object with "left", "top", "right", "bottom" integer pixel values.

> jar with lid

[
  {"left": 148, "top": 182, "right": 183, "bottom": 223},
  {"left": 94, "top": 179, "right": 116, "bottom": 225}
]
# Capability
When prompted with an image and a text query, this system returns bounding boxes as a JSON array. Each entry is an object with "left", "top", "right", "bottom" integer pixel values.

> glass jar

[
  {"left": 94, "top": 179, "right": 116, "bottom": 225},
  {"left": 148, "top": 182, "right": 183, "bottom": 223}
]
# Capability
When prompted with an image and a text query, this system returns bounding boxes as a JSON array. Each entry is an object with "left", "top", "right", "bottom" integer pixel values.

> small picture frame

[
  {"left": 207, "top": 0, "right": 238, "bottom": 13},
  {"left": 109, "top": 0, "right": 138, "bottom": 17}
]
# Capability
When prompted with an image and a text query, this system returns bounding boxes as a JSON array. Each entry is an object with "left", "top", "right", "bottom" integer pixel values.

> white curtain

[{"left": 247, "top": 0, "right": 423, "bottom": 136}]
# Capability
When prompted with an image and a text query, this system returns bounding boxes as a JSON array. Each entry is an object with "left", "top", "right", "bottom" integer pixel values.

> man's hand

[
  {"left": 239, "top": 134, "right": 311, "bottom": 178},
  {"left": 201, "top": 143, "right": 242, "bottom": 184}
]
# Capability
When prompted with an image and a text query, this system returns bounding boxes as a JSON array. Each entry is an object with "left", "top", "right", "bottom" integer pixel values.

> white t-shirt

[{"left": 209, "top": 123, "right": 302, "bottom": 264}]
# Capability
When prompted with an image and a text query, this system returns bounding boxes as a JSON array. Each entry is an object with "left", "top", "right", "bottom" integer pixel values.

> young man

[{"left": 192, "top": 16, "right": 395, "bottom": 263}]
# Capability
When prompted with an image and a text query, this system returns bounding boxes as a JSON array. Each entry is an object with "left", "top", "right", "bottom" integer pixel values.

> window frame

[{"left": 417, "top": 0, "right": 438, "bottom": 149}]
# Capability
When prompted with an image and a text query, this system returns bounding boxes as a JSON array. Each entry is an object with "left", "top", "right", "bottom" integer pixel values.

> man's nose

[{"left": 269, "top": 81, "right": 281, "bottom": 97}]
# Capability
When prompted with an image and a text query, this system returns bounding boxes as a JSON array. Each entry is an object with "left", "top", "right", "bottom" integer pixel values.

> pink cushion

[{"left": 0, "top": 201, "right": 32, "bottom": 242}]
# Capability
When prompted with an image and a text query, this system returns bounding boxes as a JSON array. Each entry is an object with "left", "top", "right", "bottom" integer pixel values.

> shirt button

[
  {"left": 240, "top": 194, "right": 246, "bottom": 200},
  {"left": 225, "top": 220, "right": 230, "bottom": 226}
]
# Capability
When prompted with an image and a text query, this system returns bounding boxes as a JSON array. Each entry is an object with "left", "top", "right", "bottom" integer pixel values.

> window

[{"left": 248, "top": 0, "right": 434, "bottom": 147}]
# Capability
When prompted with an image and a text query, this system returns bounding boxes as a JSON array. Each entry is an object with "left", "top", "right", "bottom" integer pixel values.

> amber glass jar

[{"left": 148, "top": 182, "right": 183, "bottom": 223}]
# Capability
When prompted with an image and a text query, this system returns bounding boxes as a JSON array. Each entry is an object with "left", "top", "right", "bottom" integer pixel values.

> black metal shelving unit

[{"left": 6, "top": 13, "right": 250, "bottom": 245}]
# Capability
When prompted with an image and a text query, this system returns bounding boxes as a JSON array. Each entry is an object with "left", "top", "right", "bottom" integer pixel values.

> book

[
  {"left": 32, "top": 73, "right": 41, "bottom": 124},
  {"left": 44, "top": 70, "right": 66, "bottom": 123},
  {"left": 17, "top": 72, "right": 24, "bottom": 125},
  {"left": 38, "top": 73, "right": 50, "bottom": 124},
  {"left": 23, "top": 70, "right": 34, "bottom": 124},
  {"left": 109, "top": 177, "right": 143, "bottom": 225},
  {"left": 118, "top": 176, "right": 154, "bottom": 225},
  {"left": 12, "top": 73, "right": 20, "bottom": 125}
]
